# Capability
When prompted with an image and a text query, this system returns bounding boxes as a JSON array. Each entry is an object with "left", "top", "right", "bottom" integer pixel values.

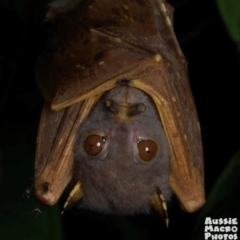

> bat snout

[{"left": 105, "top": 98, "right": 146, "bottom": 123}]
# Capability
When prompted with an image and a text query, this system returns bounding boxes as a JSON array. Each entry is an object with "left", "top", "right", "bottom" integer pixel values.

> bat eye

[
  {"left": 84, "top": 135, "right": 106, "bottom": 156},
  {"left": 138, "top": 140, "right": 158, "bottom": 162}
]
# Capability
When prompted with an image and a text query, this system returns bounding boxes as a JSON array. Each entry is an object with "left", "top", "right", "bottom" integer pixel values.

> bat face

[
  {"left": 34, "top": 0, "right": 205, "bottom": 220},
  {"left": 73, "top": 86, "right": 171, "bottom": 214}
]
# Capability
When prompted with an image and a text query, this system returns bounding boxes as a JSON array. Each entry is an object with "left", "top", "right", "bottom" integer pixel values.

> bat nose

[{"left": 105, "top": 99, "right": 146, "bottom": 123}]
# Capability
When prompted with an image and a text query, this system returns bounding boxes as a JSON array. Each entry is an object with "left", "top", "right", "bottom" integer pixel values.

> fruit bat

[{"left": 34, "top": 0, "right": 205, "bottom": 223}]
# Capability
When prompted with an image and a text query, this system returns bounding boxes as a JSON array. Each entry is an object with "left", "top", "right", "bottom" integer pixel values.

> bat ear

[
  {"left": 149, "top": 188, "right": 169, "bottom": 227},
  {"left": 61, "top": 181, "right": 83, "bottom": 214}
]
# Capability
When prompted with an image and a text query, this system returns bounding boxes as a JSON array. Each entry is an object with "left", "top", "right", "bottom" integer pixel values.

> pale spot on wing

[
  {"left": 197, "top": 121, "right": 201, "bottom": 131},
  {"left": 160, "top": 3, "right": 167, "bottom": 13},
  {"left": 162, "top": 202, "right": 167, "bottom": 210},
  {"left": 184, "top": 134, "right": 188, "bottom": 140},
  {"left": 115, "top": 38, "right": 122, "bottom": 43},
  {"left": 59, "top": 138, "right": 63, "bottom": 145},
  {"left": 166, "top": 16, "right": 172, "bottom": 26},
  {"left": 98, "top": 61, "right": 105, "bottom": 65},
  {"left": 154, "top": 53, "right": 162, "bottom": 62}
]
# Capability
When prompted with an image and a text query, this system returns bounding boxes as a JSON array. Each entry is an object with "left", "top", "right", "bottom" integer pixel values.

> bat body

[{"left": 34, "top": 0, "right": 205, "bottom": 219}]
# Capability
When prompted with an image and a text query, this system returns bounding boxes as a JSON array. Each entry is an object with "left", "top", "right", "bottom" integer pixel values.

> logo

[{"left": 205, "top": 217, "right": 238, "bottom": 239}]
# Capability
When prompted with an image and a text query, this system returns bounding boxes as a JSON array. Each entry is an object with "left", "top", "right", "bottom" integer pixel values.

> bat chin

[
  {"left": 64, "top": 179, "right": 172, "bottom": 217},
  {"left": 62, "top": 177, "right": 171, "bottom": 228}
]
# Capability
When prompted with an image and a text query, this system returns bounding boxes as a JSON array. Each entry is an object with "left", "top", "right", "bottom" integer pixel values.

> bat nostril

[
  {"left": 128, "top": 103, "right": 146, "bottom": 116},
  {"left": 105, "top": 99, "right": 119, "bottom": 113}
]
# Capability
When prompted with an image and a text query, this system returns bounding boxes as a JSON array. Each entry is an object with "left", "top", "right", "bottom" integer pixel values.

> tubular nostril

[
  {"left": 128, "top": 103, "right": 146, "bottom": 117},
  {"left": 105, "top": 99, "right": 120, "bottom": 113}
]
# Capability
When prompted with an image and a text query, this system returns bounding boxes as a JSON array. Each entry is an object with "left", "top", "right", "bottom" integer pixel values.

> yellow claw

[{"left": 159, "top": 193, "right": 169, "bottom": 228}]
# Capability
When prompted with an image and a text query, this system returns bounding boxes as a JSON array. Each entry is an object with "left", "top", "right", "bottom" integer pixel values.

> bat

[{"left": 34, "top": 0, "right": 205, "bottom": 224}]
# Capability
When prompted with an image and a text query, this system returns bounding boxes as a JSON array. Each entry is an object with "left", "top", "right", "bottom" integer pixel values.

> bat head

[{"left": 73, "top": 86, "right": 172, "bottom": 214}]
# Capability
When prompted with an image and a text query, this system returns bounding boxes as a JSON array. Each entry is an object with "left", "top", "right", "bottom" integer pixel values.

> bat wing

[{"left": 36, "top": 0, "right": 181, "bottom": 111}]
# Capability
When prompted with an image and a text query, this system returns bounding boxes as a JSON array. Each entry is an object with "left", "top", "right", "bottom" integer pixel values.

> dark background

[{"left": 0, "top": 0, "right": 239, "bottom": 239}]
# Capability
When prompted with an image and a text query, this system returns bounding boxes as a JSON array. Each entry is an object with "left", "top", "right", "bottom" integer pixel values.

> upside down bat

[{"left": 34, "top": 0, "right": 205, "bottom": 225}]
